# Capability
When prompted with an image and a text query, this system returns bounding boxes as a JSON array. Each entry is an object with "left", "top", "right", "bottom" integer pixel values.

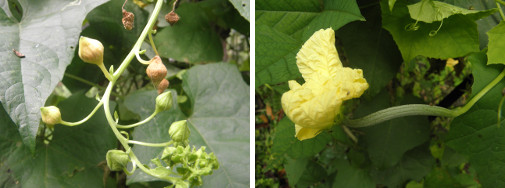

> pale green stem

[
  {"left": 346, "top": 68, "right": 505, "bottom": 128},
  {"left": 148, "top": 32, "right": 159, "bottom": 56},
  {"left": 115, "top": 111, "right": 158, "bottom": 129},
  {"left": 101, "top": 0, "right": 177, "bottom": 183},
  {"left": 128, "top": 140, "right": 173, "bottom": 147},
  {"left": 60, "top": 101, "right": 103, "bottom": 126},
  {"left": 135, "top": 51, "right": 151, "bottom": 64},
  {"left": 97, "top": 63, "right": 112, "bottom": 81}
]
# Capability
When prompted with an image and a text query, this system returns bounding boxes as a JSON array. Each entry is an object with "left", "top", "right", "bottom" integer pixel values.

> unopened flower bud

[
  {"left": 40, "top": 106, "right": 62, "bottom": 128},
  {"left": 165, "top": 11, "right": 179, "bottom": 26},
  {"left": 78, "top": 36, "right": 104, "bottom": 65},
  {"left": 106, "top": 150, "right": 129, "bottom": 171},
  {"left": 155, "top": 91, "right": 173, "bottom": 112},
  {"left": 157, "top": 79, "right": 169, "bottom": 95},
  {"left": 169, "top": 120, "right": 190, "bottom": 142},
  {"left": 146, "top": 56, "right": 167, "bottom": 84},
  {"left": 122, "top": 9, "right": 134, "bottom": 30}
]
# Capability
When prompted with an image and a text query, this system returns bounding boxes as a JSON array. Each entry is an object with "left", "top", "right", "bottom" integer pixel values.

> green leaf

[
  {"left": 154, "top": 3, "right": 223, "bottom": 63},
  {"left": 336, "top": 3, "right": 403, "bottom": 97},
  {"left": 125, "top": 63, "right": 249, "bottom": 187},
  {"left": 63, "top": 0, "right": 149, "bottom": 92},
  {"left": 296, "top": 160, "right": 327, "bottom": 187},
  {"left": 487, "top": 21, "right": 505, "bottom": 65},
  {"left": 0, "top": 92, "right": 117, "bottom": 187},
  {"left": 355, "top": 90, "right": 430, "bottom": 168},
  {"left": 445, "top": 110, "right": 505, "bottom": 187},
  {"left": 0, "top": 0, "right": 107, "bottom": 151},
  {"left": 272, "top": 117, "right": 332, "bottom": 159},
  {"left": 255, "top": 0, "right": 364, "bottom": 86},
  {"left": 389, "top": 0, "right": 397, "bottom": 12},
  {"left": 408, "top": 0, "right": 496, "bottom": 23},
  {"left": 381, "top": 0, "right": 483, "bottom": 62},
  {"left": 466, "top": 51, "right": 505, "bottom": 111},
  {"left": 370, "top": 145, "right": 435, "bottom": 187},
  {"left": 255, "top": 25, "right": 301, "bottom": 87},
  {"left": 332, "top": 159, "right": 375, "bottom": 188},
  {"left": 228, "top": 0, "right": 249, "bottom": 21},
  {"left": 284, "top": 157, "right": 309, "bottom": 186}
]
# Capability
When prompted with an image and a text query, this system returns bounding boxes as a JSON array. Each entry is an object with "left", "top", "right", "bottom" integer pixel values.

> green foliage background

[
  {"left": 0, "top": 0, "right": 250, "bottom": 187},
  {"left": 255, "top": 0, "right": 505, "bottom": 187}
]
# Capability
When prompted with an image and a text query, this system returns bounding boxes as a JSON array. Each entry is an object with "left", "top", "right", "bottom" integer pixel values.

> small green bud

[
  {"left": 106, "top": 150, "right": 129, "bottom": 171},
  {"left": 40, "top": 106, "right": 62, "bottom": 128},
  {"left": 155, "top": 91, "right": 173, "bottom": 112},
  {"left": 189, "top": 176, "right": 203, "bottom": 186},
  {"left": 169, "top": 120, "right": 190, "bottom": 143},
  {"left": 78, "top": 36, "right": 104, "bottom": 65}
]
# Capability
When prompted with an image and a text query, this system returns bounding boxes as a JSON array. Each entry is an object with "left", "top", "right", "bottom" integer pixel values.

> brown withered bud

[
  {"left": 122, "top": 9, "right": 134, "bottom": 30},
  {"left": 157, "top": 79, "right": 169, "bottom": 94},
  {"left": 146, "top": 56, "right": 167, "bottom": 84},
  {"left": 165, "top": 11, "right": 179, "bottom": 26}
]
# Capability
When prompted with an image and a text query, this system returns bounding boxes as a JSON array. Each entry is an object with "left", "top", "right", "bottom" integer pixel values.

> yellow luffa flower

[{"left": 281, "top": 28, "right": 369, "bottom": 141}]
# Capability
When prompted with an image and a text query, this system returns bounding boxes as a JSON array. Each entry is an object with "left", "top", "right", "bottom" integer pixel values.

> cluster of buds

[
  {"left": 146, "top": 56, "right": 169, "bottom": 94},
  {"left": 161, "top": 145, "right": 219, "bottom": 186}
]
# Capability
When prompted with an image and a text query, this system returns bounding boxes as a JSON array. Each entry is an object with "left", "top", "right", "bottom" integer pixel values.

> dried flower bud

[
  {"left": 169, "top": 120, "right": 190, "bottom": 143},
  {"left": 40, "top": 106, "right": 62, "bottom": 128},
  {"left": 165, "top": 11, "right": 179, "bottom": 26},
  {"left": 157, "top": 79, "right": 169, "bottom": 94},
  {"left": 122, "top": 9, "right": 134, "bottom": 30},
  {"left": 146, "top": 56, "right": 167, "bottom": 84},
  {"left": 78, "top": 36, "right": 104, "bottom": 65},
  {"left": 155, "top": 91, "right": 173, "bottom": 112},
  {"left": 106, "top": 150, "right": 129, "bottom": 171}
]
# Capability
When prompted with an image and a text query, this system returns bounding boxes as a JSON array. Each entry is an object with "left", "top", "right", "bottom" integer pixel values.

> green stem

[
  {"left": 347, "top": 68, "right": 505, "bottom": 128},
  {"left": 101, "top": 0, "right": 178, "bottom": 183},
  {"left": 64, "top": 73, "right": 121, "bottom": 97},
  {"left": 98, "top": 63, "right": 113, "bottom": 81},
  {"left": 346, "top": 104, "right": 457, "bottom": 128},
  {"left": 148, "top": 32, "right": 159, "bottom": 56},
  {"left": 59, "top": 101, "right": 103, "bottom": 126},
  {"left": 115, "top": 111, "right": 158, "bottom": 129},
  {"left": 128, "top": 140, "right": 173, "bottom": 147},
  {"left": 497, "top": 1, "right": 505, "bottom": 20}
]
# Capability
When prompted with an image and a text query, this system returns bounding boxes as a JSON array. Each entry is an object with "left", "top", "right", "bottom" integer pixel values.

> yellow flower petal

[
  {"left": 295, "top": 124, "right": 322, "bottom": 141},
  {"left": 296, "top": 28, "right": 341, "bottom": 82},
  {"left": 281, "top": 28, "right": 369, "bottom": 141}
]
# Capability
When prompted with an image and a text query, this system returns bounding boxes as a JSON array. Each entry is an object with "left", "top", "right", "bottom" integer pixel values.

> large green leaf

[
  {"left": 255, "top": 0, "right": 364, "bottom": 87},
  {"left": 381, "top": 0, "right": 488, "bottom": 62},
  {"left": 354, "top": 90, "right": 430, "bottom": 169},
  {"left": 487, "top": 21, "right": 505, "bottom": 65},
  {"left": 154, "top": 3, "right": 223, "bottom": 63},
  {"left": 255, "top": 25, "right": 301, "bottom": 88},
  {"left": 228, "top": 0, "right": 249, "bottom": 21},
  {"left": 272, "top": 117, "right": 332, "bottom": 159},
  {"left": 0, "top": 92, "right": 117, "bottom": 187},
  {"left": 0, "top": 0, "right": 107, "bottom": 151},
  {"left": 332, "top": 159, "right": 375, "bottom": 188},
  {"left": 446, "top": 110, "right": 505, "bottom": 187},
  {"left": 408, "top": 0, "right": 496, "bottom": 23},
  {"left": 336, "top": 3, "right": 403, "bottom": 97},
  {"left": 125, "top": 63, "right": 249, "bottom": 187}
]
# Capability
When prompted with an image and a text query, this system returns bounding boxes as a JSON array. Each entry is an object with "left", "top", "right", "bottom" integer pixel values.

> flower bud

[
  {"left": 106, "top": 150, "right": 129, "bottom": 171},
  {"left": 169, "top": 120, "right": 190, "bottom": 143},
  {"left": 157, "top": 79, "right": 169, "bottom": 95},
  {"left": 146, "top": 56, "right": 167, "bottom": 84},
  {"left": 122, "top": 9, "right": 134, "bottom": 30},
  {"left": 78, "top": 36, "right": 104, "bottom": 65},
  {"left": 40, "top": 106, "right": 62, "bottom": 128},
  {"left": 155, "top": 91, "right": 173, "bottom": 112},
  {"left": 165, "top": 11, "right": 179, "bottom": 26}
]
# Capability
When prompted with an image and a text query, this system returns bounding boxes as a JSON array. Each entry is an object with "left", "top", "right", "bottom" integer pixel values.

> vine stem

[
  {"left": 115, "top": 111, "right": 158, "bottom": 129},
  {"left": 346, "top": 68, "right": 505, "bottom": 128},
  {"left": 60, "top": 101, "right": 103, "bottom": 126},
  {"left": 101, "top": 0, "right": 178, "bottom": 183}
]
